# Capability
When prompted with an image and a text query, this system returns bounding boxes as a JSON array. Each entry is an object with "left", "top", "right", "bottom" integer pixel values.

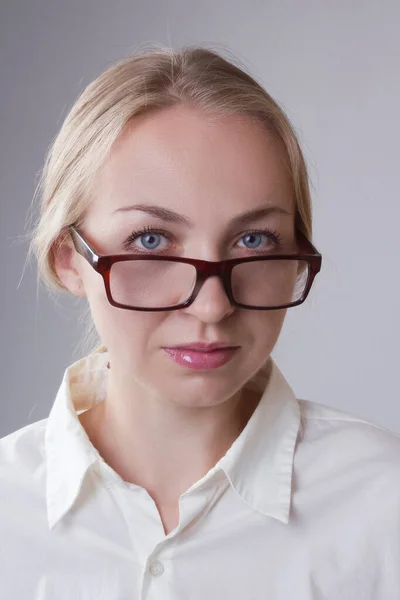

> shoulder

[
  {"left": 0, "top": 421, "right": 51, "bottom": 592},
  {"left": 0, "top": 418, "right": 48, "bottom": 460},
  {"left": 297, "top": 397, "right": 400, "bottom": 451},
  {"left": 0, "top": 419, "right": 48, "bottom": 492},
  {"left": 296, "top": 398, "right": 400, "bottom": 502},
  {"left": 0, "top": 420, "right": 48, "bottom": 539}
]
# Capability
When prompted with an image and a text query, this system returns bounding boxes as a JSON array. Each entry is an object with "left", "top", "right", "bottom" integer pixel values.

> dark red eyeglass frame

[{"left": 68, "top": 225, "right": 322, "bottom": 311}]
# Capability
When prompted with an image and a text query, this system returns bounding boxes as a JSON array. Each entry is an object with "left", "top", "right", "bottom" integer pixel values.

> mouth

[
  {"left": 162, "top": 346, "right": 239, "bottom": 370},
  {"left": 163, "top": 342, "right": 240, "bottom": 352}
]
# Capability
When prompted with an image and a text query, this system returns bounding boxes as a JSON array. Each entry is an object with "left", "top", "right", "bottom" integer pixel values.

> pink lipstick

[{"left": 162, "top": 346, "right": 239, "bottom": 370}]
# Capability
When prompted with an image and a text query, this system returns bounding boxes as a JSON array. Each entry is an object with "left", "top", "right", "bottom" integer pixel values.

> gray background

[{"left": 1, "top": 0, "right": 399, "bottom": 437}]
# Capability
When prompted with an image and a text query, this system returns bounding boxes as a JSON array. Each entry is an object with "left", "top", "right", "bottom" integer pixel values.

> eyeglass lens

[{"left": 108, "top": 259, "right": 310, "bottom": 309}]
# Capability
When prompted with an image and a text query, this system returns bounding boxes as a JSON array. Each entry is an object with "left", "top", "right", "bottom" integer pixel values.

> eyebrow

[{"left": 113, "top": 203, "right": 292, "bottom": 228}]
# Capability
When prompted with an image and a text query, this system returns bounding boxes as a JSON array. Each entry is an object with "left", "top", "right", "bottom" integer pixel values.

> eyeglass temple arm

[
  {"left": 69, "top": 226, "right": 99, "bottom": 268},
  {"left": 295, "top": 229, "right": 320, "bottom": 255}
]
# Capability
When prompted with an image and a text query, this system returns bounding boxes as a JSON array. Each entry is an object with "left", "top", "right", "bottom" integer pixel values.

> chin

[{"left": 156, "top": 370, "right": 245, "bottom": 406}]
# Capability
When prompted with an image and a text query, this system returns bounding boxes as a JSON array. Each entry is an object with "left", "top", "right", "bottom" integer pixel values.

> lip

[
  {"left": 165, "top": 342, "right": 239, "bottom": 351},
  {"left": 162, "top": 346, "right": 239, "bottom": 370}
]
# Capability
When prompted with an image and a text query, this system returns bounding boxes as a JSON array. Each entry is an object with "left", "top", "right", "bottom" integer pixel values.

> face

[{"left": 56, "top": 105, "right": 296, "bottom": 408}]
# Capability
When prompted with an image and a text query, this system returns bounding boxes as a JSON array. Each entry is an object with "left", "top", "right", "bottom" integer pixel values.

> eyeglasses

[{"left": 68, "top": 225, "right": 322, "bottom": 312}]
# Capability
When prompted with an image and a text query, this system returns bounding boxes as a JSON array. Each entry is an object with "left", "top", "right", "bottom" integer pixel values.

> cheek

[
  {"left": 247, "top": 309, "right": 287, "bottom": 354},
  {"left": 83, "top": 271, "right": 164, "bottom": 355}
]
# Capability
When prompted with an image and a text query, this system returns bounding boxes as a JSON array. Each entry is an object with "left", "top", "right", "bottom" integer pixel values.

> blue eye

[
  {"left": 124, "top": 227, "right": 169, "bottom": 252},
  {"left": 240, "top": 233, "right": 264, "bottom": 249},
  {"left": 237, "top": 229, "right": 282, "bottom": 250},
  {"left": 139, "top": 232, "right": 162, "bottom": 249}
]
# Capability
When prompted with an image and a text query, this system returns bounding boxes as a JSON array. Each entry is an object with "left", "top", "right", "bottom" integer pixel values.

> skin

[{"left": 55, "top": 105, "right": 296, "bottom": 534}]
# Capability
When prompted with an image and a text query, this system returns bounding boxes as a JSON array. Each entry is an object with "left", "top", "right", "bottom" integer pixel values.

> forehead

[{"left": 87, "top": 105, "right": 294, "bottom": 224}]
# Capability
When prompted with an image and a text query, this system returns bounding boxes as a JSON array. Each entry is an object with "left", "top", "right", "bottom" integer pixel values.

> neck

[{"left": 79, "top": 368, "right": 261, "bottom": 504}]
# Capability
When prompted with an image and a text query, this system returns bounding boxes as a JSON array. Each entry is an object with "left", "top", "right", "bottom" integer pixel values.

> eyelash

[{"left": 123, "top": 225, "right": 283, "bottom": 253}]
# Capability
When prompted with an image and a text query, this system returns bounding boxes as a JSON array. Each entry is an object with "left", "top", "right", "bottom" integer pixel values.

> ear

[{"left": 53, "top": 239, "right": 87, "bottom": 297}]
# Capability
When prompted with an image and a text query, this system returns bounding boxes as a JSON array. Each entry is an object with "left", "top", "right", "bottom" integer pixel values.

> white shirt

[{"left": 1, "top": 351, "right": 400, "bottom": 600}]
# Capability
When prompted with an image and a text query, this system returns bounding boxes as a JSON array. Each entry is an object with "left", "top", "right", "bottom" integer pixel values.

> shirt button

[{"left": 149, "top": 561, "right": 164, "bottom": 577}]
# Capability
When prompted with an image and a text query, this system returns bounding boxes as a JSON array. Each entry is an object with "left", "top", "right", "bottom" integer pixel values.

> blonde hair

[{"left": 28, "top": 44, "right": 314, "bottom": 361}]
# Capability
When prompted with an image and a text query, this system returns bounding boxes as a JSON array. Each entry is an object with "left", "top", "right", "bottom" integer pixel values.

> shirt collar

[
  {"left": 45, "top": 352, "right": 301, "bottom": 530},
  {"left": 45, "top": 351, "right": 110, "bottom": 530},
  {"left": 217, "top": 359, "right": 301, "bottom": 524}
]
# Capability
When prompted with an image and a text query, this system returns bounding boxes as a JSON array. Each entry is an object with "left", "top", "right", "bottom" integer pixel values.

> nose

[{"left": 183, "top": 275, "right": 235, "bottom": 323}]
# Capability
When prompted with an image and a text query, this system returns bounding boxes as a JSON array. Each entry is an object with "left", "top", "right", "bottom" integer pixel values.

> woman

[{"left": 1, "top": 45, "right": 400, "bottom": 599}]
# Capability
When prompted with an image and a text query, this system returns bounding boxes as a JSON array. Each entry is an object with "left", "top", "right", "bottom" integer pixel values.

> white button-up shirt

[{"left": 1, "top": 351, "right": 400, "bottom": 599}]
